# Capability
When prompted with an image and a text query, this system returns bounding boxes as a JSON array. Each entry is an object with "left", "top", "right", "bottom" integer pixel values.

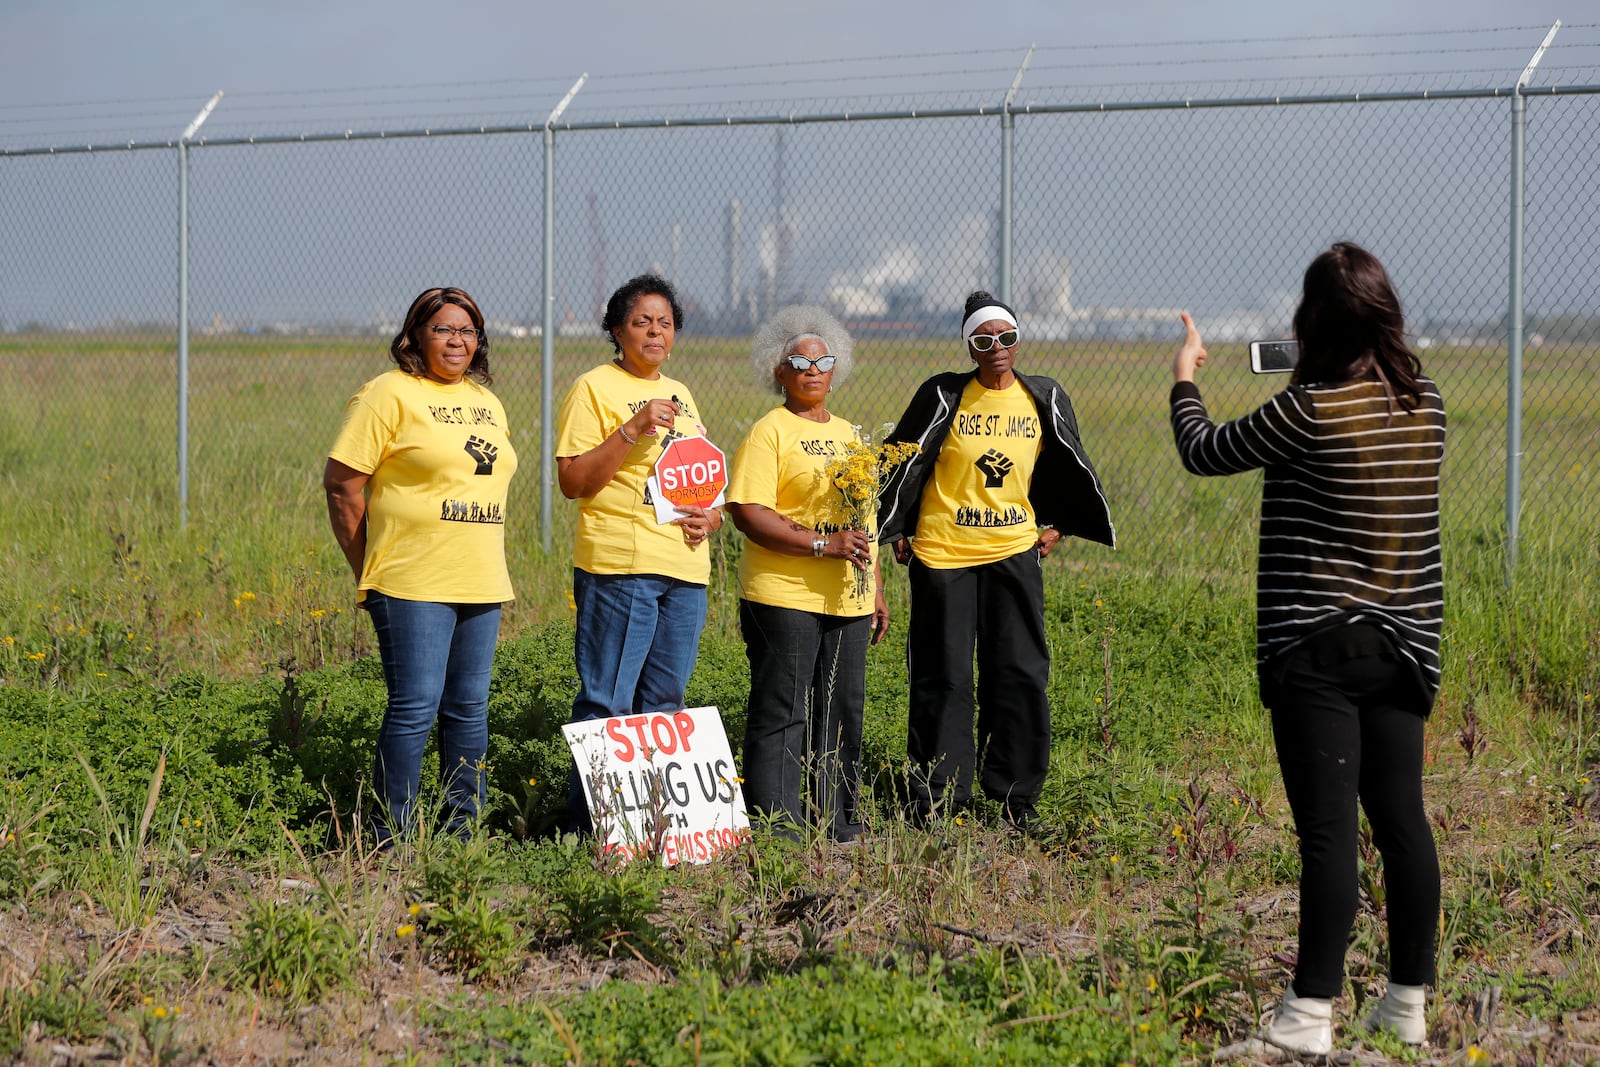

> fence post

[
  {"left": 1505, "top": 22, "right": 1560, "bottom": 581},
  {"left": 176, "top": 91, "right": 222, "bottom": 527},
  {"left": 997, "top": 47, "right": 1033, "bottom": 304},
  {"left": 541, "top": 76, "right": 587, "bottom": 552}
]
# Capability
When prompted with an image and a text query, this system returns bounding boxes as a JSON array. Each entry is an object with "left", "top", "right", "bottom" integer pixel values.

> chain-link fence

[{"left": 4, "top": 74, "right": 1597, "bottom": 592}]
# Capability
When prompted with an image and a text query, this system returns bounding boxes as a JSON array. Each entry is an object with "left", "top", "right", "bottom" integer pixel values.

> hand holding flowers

[{"left": 822, "top": 433, "right": 919, "bottom": 598}]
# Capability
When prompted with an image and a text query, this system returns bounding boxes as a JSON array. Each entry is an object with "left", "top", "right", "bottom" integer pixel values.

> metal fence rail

[{"left": 3, "top": 68, "right": 1597, "bottom": 585}]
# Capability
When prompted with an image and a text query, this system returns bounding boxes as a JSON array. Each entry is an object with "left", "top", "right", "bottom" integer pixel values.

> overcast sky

[
  {"left": 2, "top": 1, "right": 1586, "bottom": 144},
  {"left": 3, "top": 2, "right": 1594, "bottom": 333}
]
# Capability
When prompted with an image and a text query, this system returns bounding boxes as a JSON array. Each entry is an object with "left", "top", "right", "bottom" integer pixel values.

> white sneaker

[
  {"left": 1363, "top": 982, "right": 1427, "bottom": 1045},
  {"left": 1214, "top": 985, "right": 1333, "bottom": 1061}
]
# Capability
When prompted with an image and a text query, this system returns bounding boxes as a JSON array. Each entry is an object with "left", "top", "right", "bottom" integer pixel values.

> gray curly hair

[{"left": 749, "top": 304, "right": 855, "bottom": 395}]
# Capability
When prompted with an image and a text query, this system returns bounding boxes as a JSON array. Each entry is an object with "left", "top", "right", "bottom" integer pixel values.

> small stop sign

[{"left": 654, "top": 436, "right": 728, "bottom": 510}]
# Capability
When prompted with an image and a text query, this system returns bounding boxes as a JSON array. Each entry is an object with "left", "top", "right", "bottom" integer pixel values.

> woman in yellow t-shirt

[
  {"left": 727, "top": 306, "right": 888, "bottom": 842},
  {"left": 877, "top": 290, "right": 1115, "bottom": 833},
  {"left": 323, "top": 286, "right": 517, "bottom": 845},
  {"left": 555, "top": 273, "right": 724, "bottom": 832}
]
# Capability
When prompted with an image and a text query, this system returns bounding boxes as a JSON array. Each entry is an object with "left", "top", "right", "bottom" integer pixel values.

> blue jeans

[
  {"left": 567, "top": 569, "right": 708, "bottom": 831},
  {"left": 365, "top": 592, "right": 500, "bottom": 843},
  {"left": 740, "top": 600, "right": 869, "bottom": 841}
]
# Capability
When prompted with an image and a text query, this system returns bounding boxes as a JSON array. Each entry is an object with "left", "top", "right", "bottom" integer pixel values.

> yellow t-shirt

[
  {"left": 328, "top": 368, "right": 517, "bottom": 603},
  {"left": 912, "top": 378, "right": 1043, "bottom": 569},
  {"left": 727, "top": 407, "right": 876, "bottom": 617},
  {"left": 555, "top": 361, "right": 712, "bottom": 585}
]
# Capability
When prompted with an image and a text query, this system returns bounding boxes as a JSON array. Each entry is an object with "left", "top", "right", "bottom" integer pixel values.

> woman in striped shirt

[{"left": 1171, "top": 243, "right": 1443, "bottom": 1057}]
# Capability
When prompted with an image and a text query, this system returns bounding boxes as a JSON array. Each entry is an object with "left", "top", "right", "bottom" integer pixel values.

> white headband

[{"left": 962, "top": 305, "right": 1018, "bottom": 340}]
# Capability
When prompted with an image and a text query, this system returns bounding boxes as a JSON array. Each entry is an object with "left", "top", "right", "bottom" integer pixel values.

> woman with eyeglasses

[
  {"left": 324, "top": 286, "right": 516, "bottom": 845},
  {"left": 726, "top": 306, "right": 888, "bottom": 842},
  {"left": 877, "top": 290, "right": 1114, "bottom": 832},
  {"left": 555, "top": 273, "right": 723, "bottom": 833}
]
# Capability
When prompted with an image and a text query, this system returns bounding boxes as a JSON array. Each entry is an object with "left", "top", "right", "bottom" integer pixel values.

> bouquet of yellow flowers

[{"left": 822, "top": 431, "right": 920, "bottom": 599}]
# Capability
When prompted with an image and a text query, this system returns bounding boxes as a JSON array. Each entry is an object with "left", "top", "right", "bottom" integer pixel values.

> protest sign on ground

[{"left": 563, "top": 706, "right": 750, "bottom": 864}]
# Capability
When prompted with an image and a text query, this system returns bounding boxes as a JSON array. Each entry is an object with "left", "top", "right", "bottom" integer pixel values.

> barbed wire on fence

[{"left": 6, "top": 24, "right": 1599, "bottom": 147}]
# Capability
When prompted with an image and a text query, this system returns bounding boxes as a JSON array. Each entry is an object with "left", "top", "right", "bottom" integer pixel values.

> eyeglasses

[
  {"left": 428, "top": 324, "right": 483, "bottom": 342},
  {"left": 968, "top": 329, "right": 1019, "bottom": 352},
  {"left": 785, "top": 353, "right": 837, "bottom": 372}
]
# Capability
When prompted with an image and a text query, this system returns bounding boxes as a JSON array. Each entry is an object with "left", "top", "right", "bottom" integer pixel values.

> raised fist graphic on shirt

[
  {"left": 464, "top": 436, "right": 498, "bottom": 475},
  {"left": 975, "top": 448, "right": 1013, "bottom": 488}
]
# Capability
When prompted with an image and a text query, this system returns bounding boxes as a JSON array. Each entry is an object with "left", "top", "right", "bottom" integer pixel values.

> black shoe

[{"left": 1002, "top": 799, "right": 1039, "bottom": 835}]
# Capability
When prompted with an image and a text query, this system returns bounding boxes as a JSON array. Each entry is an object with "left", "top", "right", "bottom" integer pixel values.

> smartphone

[{"left": 1249, "top": 339, "right": 1299, "bottom": 374}]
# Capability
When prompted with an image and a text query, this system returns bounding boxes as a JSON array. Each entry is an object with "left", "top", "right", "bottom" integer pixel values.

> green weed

[
  {"left": 406, "top": 833, "right": 526, "bottom": 982},
  {"left": 0, "top": 961, "right": 109, "bottom": 1057},
  {"left": 0, "top": 779, "right": 60, "bottom": 905},
  {"left": 550, "top": 862, "right": 673, "bottom": 964},
  {"left": 226, "top": 891, "right": 357, "bottom": 1011}
]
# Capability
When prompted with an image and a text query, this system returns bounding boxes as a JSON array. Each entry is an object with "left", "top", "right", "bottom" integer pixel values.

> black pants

[
  {"left": 1263, "top": 624, "right": 1440, "bottom": 998},
  {"left": 905, "top": 548, "right": 1049, "bottom": 816},
  {"left": 739, "top": 600, "right": 869, "bottom": 841}
]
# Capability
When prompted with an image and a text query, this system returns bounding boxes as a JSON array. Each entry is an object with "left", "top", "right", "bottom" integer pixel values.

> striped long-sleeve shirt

[{"left": 1170, "top": 376, "right": 1446, "bottom": 705}]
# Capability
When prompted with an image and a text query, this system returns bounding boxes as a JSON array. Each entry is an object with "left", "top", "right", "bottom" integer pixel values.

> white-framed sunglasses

[
  {"left": 969, "top": 329, "right": 1019, "bottom": 352},
  {"left": 785, "top": 353, "right": 836, "bottom": 372}
]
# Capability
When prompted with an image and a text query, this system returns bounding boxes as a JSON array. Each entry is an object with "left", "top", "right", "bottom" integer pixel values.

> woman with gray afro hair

[
  {"left": 727, "top": 303, "right": 883, "bottom": 842},
  {"left": 749, "top": 304, "right": 854, "bottom": 394}
]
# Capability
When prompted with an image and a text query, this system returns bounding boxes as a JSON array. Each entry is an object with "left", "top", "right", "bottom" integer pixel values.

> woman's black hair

[
  {"left": 1291, "top": 242, "right": 1424, "bottom": 406},
  {"left": 390, "top": 287, "right": 492, "bottom": 385},
  {"left": 602, "top": 273, "right": 685, "bottom": 354}
]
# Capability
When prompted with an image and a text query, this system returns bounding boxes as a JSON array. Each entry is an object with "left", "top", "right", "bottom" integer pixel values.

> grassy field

[
  {"left": 0, "top": 333, "right": 1596, "bottom": 1063},
  {"left": 1, "top": 332, "right": 1594, "bottom": 681}
]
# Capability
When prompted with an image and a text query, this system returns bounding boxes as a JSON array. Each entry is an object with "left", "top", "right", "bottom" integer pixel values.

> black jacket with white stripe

[{"left": 877, "top": 370, "right": 1116, "bottom": 551}]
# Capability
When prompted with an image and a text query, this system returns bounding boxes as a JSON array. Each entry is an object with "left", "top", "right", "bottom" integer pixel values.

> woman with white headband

[{"left": 877, "top": 290, "right": 1114, "bottom": 832}]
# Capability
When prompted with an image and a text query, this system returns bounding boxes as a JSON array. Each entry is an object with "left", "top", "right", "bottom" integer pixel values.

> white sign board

[{"left": 562, "top": 706, "right": 750, "bottom": 865}]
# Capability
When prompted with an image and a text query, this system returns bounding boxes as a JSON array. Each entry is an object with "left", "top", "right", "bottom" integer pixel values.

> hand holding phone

[{"left": 1249, "top": 340, "right": 1299, "bottom": 374}]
